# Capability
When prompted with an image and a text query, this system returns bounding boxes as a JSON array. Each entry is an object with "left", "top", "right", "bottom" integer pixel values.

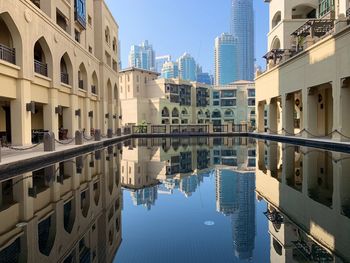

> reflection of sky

[{"left": 115, "top": 172, "right": 269, "bottom": 263}]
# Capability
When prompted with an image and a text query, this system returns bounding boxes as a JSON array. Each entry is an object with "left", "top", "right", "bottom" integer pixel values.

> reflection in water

[
  {"left": 0, "top": 137, "right": 350, "bottom": 262},
  {"left": 0, "top": 148, "right": 122, "bottom": 262},
  {"left": 257, "top": 140, "right": 350, "bottom": 262}
]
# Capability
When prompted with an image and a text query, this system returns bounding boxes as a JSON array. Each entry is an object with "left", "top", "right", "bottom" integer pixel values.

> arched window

[
  {"left": 212, "top": 109, "right": 221, "bottom": 118},
  {"left": 271, "top": 11, "right": 281, "bottom": 28},
  {"left": 172, "top": 108, "right": 179, "bottom": 117},
  {"left": 60, "top": 53, "right": 72, "bottom": 85},
  {"left": 114, "top": 84, "right": 118, "bottom": 100},
  {"left": 92, "top": 71, "right": 98, "bottom": 94},
  {"left": 78, "top": 63, "right": 87, "bottom": 90},
  {"left": 105, "top": 26, "right": 110, "bottom": 44},
  {"left": 162, "top": 107, "right": 170, "bottom": 117},
  {"left": 34, "top": 37, "right": 52, "bottom": 77},
  {"left": 271, "top": 37, "right": 281, "bottom": 50}
]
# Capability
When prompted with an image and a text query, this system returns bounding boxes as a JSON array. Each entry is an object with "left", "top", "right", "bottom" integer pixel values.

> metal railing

[
  {"left": 232, "top": 124, "right": 248, "bottom": 133},
  {"left": 152, "top": 125, "right": 166, "bottom": 134},
  {"left": 79, "top": 80, "right": 84, "bottom": 90},
  {"left": 170, "top": 125, "right": 208, "bottom": 134},
  {"left": 91, "top": 85, "right": 97, "bottom": 94},
  {"left": 132, "top": 126, "right": 147, "bottom": 134},
  {"left": 0, "top": 44, "right": 15, "bottom": 64},
  {"left": 61, "top": 72, "right": 69, "bottom": 85},
  {"left": 34, "top": 60, "right": 48, "bottom": 76},
  {"left": 213, "top": 125, "right": 228, "bottom": 133}
]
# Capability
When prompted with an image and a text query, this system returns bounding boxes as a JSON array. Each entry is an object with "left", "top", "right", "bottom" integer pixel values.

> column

[
  {"left": 257, "top": 101, "right": 265, "bottom": 133},
  {"left": 65, "top": 94, "right": 79, "bottom": 138},
  {"left": 268, "top": 99, "right": 278, "bottom": 134},
  {"left": 11, "top": 79, "right": 32, "bottom": 145},
  {"left": 282, "top": 144, "right": 294, "bottom": 185},
  {"left": 283, "top": 94, "right": 294, "bottom": 135},
  {"left": 44, "top": 88, "right": 59, "bottom": 137},
  {"left": 302, "top": 88, "right": 318, "bottom": 138}
]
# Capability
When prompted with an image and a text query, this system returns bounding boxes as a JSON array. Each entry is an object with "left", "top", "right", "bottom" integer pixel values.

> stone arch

[
  {"left": 0, "top": 12, "right": 22, "bottom": 66},
  {"left": 78, "top": 62, "right": 88, "bottom": 91},
  {"left": 224, "top": 109, "right": 234, "bottom": 117},
  {"left": 271, "top": 36, "right": 281, "bottom": 50},
  {"left": 271, "top": 11, "right": 281, "bottom": 28},
  {"left": 60, "top": 52, "right": 73, "bottom": 85},
  {"left": 38, "top": 215, "right": 56, "bottom": 256},
  {"left": 291, "top": 4, "right": 316, "bottom": 19},
  {"left": 34, "top": 36, "right": 53, "bottom": 78},
  {"left": 212, "top": 109, "right": 221, "bottom": 118},
  {"left": 105, "top": 26, "right": 110, "bottom": 44}
]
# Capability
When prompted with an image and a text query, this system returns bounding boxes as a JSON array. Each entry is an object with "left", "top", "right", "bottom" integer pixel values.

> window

[
  {"left": 319, "top": 0, "right": 334, "bottom": 17},
  {"left": 213, "top": 91, "right": 220, "bottom": 99},
  {"left": 213, "top": 100, "right": 220, "bottom": 106},
  {"left": 137, "top": 75, "right": 139, "bottom": 82},
  {"left": 137, "top": 85, "right": 139, "bottom": 92},
  {"left": 221, "top": 99, "right": 236, "bottom": 107},
  {"left": 248, "top": 98, "right": 255, "bottom": 106},
  {"left": 248, "top": 89, "right": 255, "bottom": 97},
  {"left": 88, "top": 46, "right": 92, "bottom": 53},
  {"left": 74, "top": 29, "right": 80, "bottom": 43},
  {"left": 74, "top": 0, "right": 86, "bottom": 29},
  {"left": 221, "top": 90, "right": 236, "bottom": 98},
  {"left": 56, "top": 9, "right": 68, "bottom": 32},
  {"left": 88, "top": 15, "right": 92, "bottom": 26},
  {"left": 144, "top": 77, "right": 147, "bottom": 84},
  {"left": 127, "top": 75, "right": 130, "bottom": 82}
]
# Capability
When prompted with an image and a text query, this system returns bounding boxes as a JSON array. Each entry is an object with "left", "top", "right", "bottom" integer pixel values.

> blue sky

[{"left": 105, "top": 0, "right": 269, "bottom": 73}]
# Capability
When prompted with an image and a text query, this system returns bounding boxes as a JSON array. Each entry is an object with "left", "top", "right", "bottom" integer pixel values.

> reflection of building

[
  {"left": 211, "top": 81, "right": 256, "bottom": 127},
  {"left": 256, "top": 0, "right": 350, "bottom": 141},
  {"left": 215, "top": 169, "right": 256, "bottom": 260},
  {"left": 128, "top": 40, "right": 156, "bottom": 71},
  {"left": 131, "top": 186, "right": 158, "bottom": 210},
  {"left": 0, "top": 148, "right": 122, "bottom": 262},
  {"left": 0, "top": 0, "right": 120, "bottom": 146},
  {"left": 256, "top": 141, "right": 350, "bottom": 262}
]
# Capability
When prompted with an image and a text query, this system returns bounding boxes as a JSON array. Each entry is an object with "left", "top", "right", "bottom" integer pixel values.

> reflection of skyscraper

[
  {"left": 180, "top": 174, "right": 204, "bottom": 197},
  {"left": 131, "top": 186, "right": 158, "bottom": 210},
  {"left": 216, "top": 170, "right": 256, "bottom": 260}
]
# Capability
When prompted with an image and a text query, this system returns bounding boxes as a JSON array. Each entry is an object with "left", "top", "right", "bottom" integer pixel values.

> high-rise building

[
  {"left": 230, "top": 0, "right": 254, "bottom": 81},
  {"left": 161, "top": 61, "right": 179, "bottom": 79},
  {"left": 178, "top": 53, "right": 197, "bottom": 81},
  {"left": 196, "top": 65, "right": 213, "bottom": 85},
  {"left": 128, "top": 40, "right": 156, "bottom": 71},
  {"left": 214, "top": 33, "right": 237, "bottom": 85},
  {"left": 156, "top": 55, "right": 171, "bottom": 73}
]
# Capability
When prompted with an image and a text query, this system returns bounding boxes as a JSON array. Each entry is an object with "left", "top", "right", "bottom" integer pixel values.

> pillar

[
  {"left": 11, "top": 79, "right": 32, "bottom": 145},
  {"left": 268, "top": 100, "right": 278, "bottom": 134},
  {"left": 283, "top": 94, "right": 294, "bottom": 135},
  {"left": 65, "top": 94, "right": 79, "bottom": 138},
  {"left": 303, "top": 88, "right": 318, "bottom": 138},
  {"left": 257, "top": 102, "right": 265, "bottom": 133},
  {"left": 44, "top": 88, "right": 59, "bottom": 137}
]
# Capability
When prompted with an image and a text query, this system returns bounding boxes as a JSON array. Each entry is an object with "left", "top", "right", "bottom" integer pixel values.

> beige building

[
  {"left": 211, "top": 81, "right": 256, "bottom": 127},
  {"left": 119, "top": 68, "right": 211, "bottom": 126},
  {"left": 0, "top": 148, "right": 122, "bottom": 262},
  {"left": 256, "top": 0, "right": 350, "bottom": 140},
  {"left": 0, "top": 0, "right": 120, "bottom": 146}
]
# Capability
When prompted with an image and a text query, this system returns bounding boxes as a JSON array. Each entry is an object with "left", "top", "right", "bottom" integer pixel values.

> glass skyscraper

[
  {"left": 155, "top": 55, "right": 171, "bottom": 73},
  {"left": 178, "top": 53, "right": 197, "bottom": 81},
  {"left": 231, "top": 0, "right": 254, "bottom": 81},
  {"left": 215, "top": 33, "right": 237, "bottom": 85},
  {"left": 161, "top": 61, "right": 179, "bottom": 79},
  {"left": 128, "top": 40, "right": 156, "bottom": 71}
]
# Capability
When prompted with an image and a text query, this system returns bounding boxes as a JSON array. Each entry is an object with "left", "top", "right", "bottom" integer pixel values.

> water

[{"left": 0, "top": 137, "right": 349, "bottom": 262}]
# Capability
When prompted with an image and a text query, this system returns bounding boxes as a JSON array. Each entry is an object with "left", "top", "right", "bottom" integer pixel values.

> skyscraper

[
  {"left": 231, "top": 0, "right": 254, "bottom": 81},
  {"left": 178, "top": 53, "right": 197, "bottom": 81},
  {"left": 155, "top": 55, "right": 171, "bottom": 73},
  {"left": 197, "top": 65, "right": 214, "bottom": 85},
  {"left": 215, "top": 33, "right": 237, "bottom": 85},
  {"left": 128, "top": 40, "right": 156, "bottom": 71},
  {"left": 161, "top": 61, "right": 179, "bottom": 79}
]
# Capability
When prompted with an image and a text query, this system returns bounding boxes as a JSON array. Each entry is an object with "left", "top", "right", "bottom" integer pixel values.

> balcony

[
  {"left": 34, "top": 60, "right": 48, "bottom": 76},
  {"left": 61, "top": 72, "right": 69, "bottom": 85},
  {"left": 0, "top": 44, "right": 15, "bottom": 65}
]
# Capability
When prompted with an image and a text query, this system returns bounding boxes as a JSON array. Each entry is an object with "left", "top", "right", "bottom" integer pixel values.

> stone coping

[{"left": 1, "top": 132, "right": 350, "bottom": 179}]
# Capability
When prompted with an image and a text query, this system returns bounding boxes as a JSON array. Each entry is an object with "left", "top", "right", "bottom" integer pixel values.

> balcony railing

[
  {"left": 91, "top": 85, "right": 96, "bottom": 94},
  {"left": 0, "top": 44, "right": 15, "bottom": 65},
  {"left": 79, "top": 80, "right": 84, "bottom": 90},
  {"left": 61, "top": 72, "right": 69, "bottom": 85},
  {"left": 34, "top": 60, "right": 48, "bottom": 76}
]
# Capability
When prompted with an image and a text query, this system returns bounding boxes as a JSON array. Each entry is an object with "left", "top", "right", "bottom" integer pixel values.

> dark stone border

[{"left": 2, "top": 132, "right": 350, "bottom": 179}]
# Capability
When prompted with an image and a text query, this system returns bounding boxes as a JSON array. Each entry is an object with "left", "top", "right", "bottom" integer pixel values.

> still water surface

[{"left": 0, "top": 137, "right": 348, "bottom": 263}]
